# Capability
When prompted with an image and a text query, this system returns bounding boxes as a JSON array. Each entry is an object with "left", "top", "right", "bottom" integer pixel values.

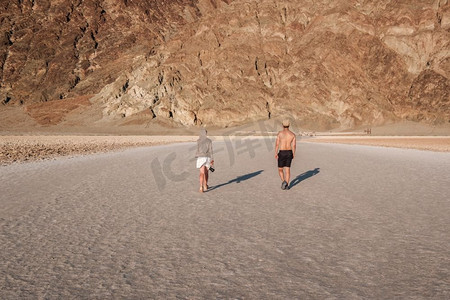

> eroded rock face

[
  {"left": 0, "top": 0, "right": 203, "bottom": 103},
  {"left": 2, "top": 0, "right": 449, "bottom": 130}
]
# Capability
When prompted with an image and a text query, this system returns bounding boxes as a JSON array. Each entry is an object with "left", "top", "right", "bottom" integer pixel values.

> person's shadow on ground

[
  {"left": 208, "top": 170, "right": 264, "bottom": 191},
  {"left": 289, "top": 168, "right": 320, "bottom": 189}
]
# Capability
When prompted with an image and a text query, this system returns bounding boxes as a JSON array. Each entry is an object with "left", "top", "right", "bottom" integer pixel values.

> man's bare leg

[
  {"left": 285, "top": 167, "right": 291, "bottom": 188},
  {"left": 278, "top": 167, "right": 285, "bottom": 182}
]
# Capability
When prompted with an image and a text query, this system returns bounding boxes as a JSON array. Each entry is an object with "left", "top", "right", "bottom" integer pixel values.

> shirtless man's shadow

[{"left": 289, "top": 168, "right": 321, "bottom": 189}]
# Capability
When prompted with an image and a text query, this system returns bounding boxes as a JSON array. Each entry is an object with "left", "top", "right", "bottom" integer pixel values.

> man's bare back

[{"left": 277, "top": 130, "right": 296, "bottom": 152}]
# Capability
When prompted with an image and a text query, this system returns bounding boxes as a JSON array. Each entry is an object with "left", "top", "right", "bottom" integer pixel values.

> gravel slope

[{"left": 0, "top": 136, "right": 197, "bottom": 165}]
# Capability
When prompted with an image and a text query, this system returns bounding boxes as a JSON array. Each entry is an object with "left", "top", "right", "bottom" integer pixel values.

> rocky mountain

[
  {"left": 1, "top": 0, "right": 204, "bottom": 102},
  {"left": 1, "top": 0, "right": 449, "bottom": 130}
]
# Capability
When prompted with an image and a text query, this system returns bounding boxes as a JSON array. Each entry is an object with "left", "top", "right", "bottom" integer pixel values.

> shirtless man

[{"left": 275, "top": 119, "right": 296, "bottom": 190}]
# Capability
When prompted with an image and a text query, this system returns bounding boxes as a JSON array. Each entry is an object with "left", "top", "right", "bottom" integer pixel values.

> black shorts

[{"left": 278, "top": 150, "right": 293, "bottom": 168}]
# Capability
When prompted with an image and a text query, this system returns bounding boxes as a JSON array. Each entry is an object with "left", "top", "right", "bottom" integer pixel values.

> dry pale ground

[
  {"left": 1, "top": 134, "right": 449, "bottom": 166},
  {"left": 305, "top": 136, "right": 450, "bottom": 152},
  {"left": 0, "top": 139, "right": 449, "bottom": 298}
]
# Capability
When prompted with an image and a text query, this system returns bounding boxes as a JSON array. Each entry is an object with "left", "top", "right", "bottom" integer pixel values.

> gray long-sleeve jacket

[{"left": 195, "top": 129, "right": 213, "bottom": 159}]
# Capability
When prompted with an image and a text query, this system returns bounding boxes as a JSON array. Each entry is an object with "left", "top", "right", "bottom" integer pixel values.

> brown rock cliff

[{"left": 1, "top": 0, "right": 449, "bottom": 130}]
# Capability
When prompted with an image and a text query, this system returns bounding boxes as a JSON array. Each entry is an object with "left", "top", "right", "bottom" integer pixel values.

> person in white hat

[{"left": 275, "top": 119, "right": 296, "bottom": 190}]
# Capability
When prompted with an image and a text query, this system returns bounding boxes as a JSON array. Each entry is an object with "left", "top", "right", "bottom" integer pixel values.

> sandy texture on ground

[
  {"left": 0, "top": 136, "right": 197, "bottom": 165},
  {"left": 305, "top": 136, "right": 450, "bottom": 152},
  {"left": 1, "top": 140, "right": 449, "bottom": 298}
]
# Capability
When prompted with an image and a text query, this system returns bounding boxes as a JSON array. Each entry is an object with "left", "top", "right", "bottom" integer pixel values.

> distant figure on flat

[
  {"left": 275, "top": 120, "right": 296, "bottom": 190},
  {"left": 195, "top": 128, "right": 214, "bottom": 193}
]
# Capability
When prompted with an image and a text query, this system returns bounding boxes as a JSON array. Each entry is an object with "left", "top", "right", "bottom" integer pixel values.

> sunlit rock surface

[{"left": 1, "top": 0, "right": 449, "bottom": 130}]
